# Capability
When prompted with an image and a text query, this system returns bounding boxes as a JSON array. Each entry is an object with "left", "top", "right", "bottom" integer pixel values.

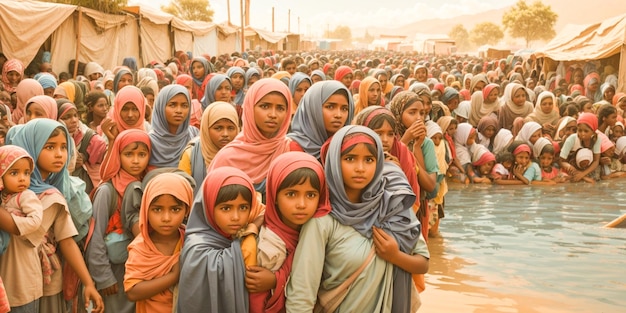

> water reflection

[{"left": 422, "top": 180, "right": 626, "bottom": 312}]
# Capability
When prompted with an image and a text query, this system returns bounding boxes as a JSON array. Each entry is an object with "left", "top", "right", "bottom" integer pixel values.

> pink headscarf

[
  {"left": 208, "top": 78, "right": 292, "bottom": 184},
  {"left": 577, "top": 112, "right": 598, "bottom": 132},
  {"left": 334, "top": 65, "right": 353, "bottom": 81},
  {"left": 25, "top": 95, "right": 58, "bottom": 121},
  {"left": 1, "top": 59, "right": 24, "bottom": 93},
  {"left": 14, "top": 79, "right": 44, "bottom": 124},
  {"left": 110, "top": 86, "right": 146, "bottom": 132},
  {"left": 0, "top": 145, "right": 33, "bottom": 191}
]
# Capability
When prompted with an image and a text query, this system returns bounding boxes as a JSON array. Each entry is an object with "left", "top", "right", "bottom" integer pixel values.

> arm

[
  {"left": 7, "top": 191, "right": 43, "bottom": 239},
  {"left": 59, "top": 238, "right": 104, "bottom": 313},
  {"left": 126, "top": 262, "right": 179, "bottom": 302},
  {"left": 573, "top": 154, "right": 600, "bottom": 182},
  {"left": 413, "top": 143, "right": 436, "bottom": 192},
  {"left": 0, "top": 209, "right": 19, "bottom": 234}
]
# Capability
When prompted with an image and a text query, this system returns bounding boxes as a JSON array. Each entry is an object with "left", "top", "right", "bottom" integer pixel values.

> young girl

[
  {"left": 501, "top": 141, "right": 554, "bottom": 185},
  {"left": 1, "top": 59, "right": 24, "bottom": 94},
  {"left": 477, "top": 115, "right": 498, "bottom": 151},
  {"left": 515, "top": 121, "right": 543, "bottom": 149},
  {"left": 525, "top": 91, "right": 559, "bottom": 135},
  {"left": 14, "top": 79, "right": 44, "bottom": 124},
  {"left": 454, "top": 123, "right": 477, "bottom": 182},
  {"left": 559, "top": 112, "right": 601, "bottom": 182},
  {"left": 425, "top": 121, "right": 448, "bottom": 239},
  {"left": 113, "top": 69, "right": 134, "bottom": 95},
  {"left": 248, "top": 152, "right": 329, "bottom": 313},
  {"left": 177, "top": 167, "right": 262, "bottom": 312},
  {"left": 178, "top": 101, "right": 239, "bottom": 193},
  {"left": 86, "top": 129, "right": 151, "bottom": 313},
  {"left": 124, "top": 173, "right": 193, "bottom": 313},
  {"left": 201, "top": 74, "right": 232, "bottom": 110},
  {"left": 101, "top": 86, "right": 147, "bottom": 144},
  {"left": 227, "top": 67, "right": 246, "bottom": 106},
  {"left": 286, "top": 126, "right": 429, "bottom": 312},
  {"left": 85, "top": 91, "right": 110, "bottom": 131},
  {"left": 148, "top": 85, "right": 199, "bottom": 168},
  {"left": 470, "top": 145, "right": 496, "bottom": 184},
  {"left": 288, "top": 80, "right": 353, "bottom": 161},
  {"left": 498, "top": 83, "right": 533, "bottom": 130},
  {"left": 353, "top": 77, "right": 382, "bottom": 116},
  {"left": 288, "top": 72, "right": 312, "bottom": 114},
  {"left": 469, "top": 84, "right": 500, "bottom": 126},
  {"left": 6, "top": 119, "right": 103, "bottom": 313},
  {"left": 534, "top": 137, "right": 568, "bottom": 183},
  {"left": 0, "top": 145, "right": 44, "bottom": 311},
  {"left": 491, "top": 151, "right": 515, "bottom": 182}
]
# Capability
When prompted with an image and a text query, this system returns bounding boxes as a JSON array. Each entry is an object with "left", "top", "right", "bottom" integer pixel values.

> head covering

[
  {"left": 454, "top": 122, "right": 475, "bottom": 147},
  {"left": 84, "top": 62, "right": 104, "bottom": 79},
  {"left": 113, "top": 68, "right": 134, "bottom": 94},
  {"left": 515, "top": 121, "right": 542, "bottom": 147},
  {"left": 555, "top": 116, "right": 576, "bottom": 141},
  {"left": 136, "top": 76, "right": 159, "bottom": 99},
  {"left": 244, "top": 68, "right": 261, "bottom": 88},
  {"left": 310, "top": 69, "right": 326, "bottom": 82},
  {"left": 492, "top": 128, "right": 514, "bottom": 155},
  {"left": 288, "top": 81, "right": 353, "bottom": 160},
  {"left": 576, "top": 148, "right": 593, "bottom": 167},
  {"left": 600, "top": 133, "right": 615, "bottom": 153},
  {"left": 583, "top": 72, "right": 602, "bottom": 102},
  {"left": 470, "top": 74, "right": 488, "bottom": 92},
  {"left": 472, "top": 145, "right": 495, "bottom": 166},
  {"left": 178, "top": 167, "right": 259, "bottom": 312},
  {"left": 124, "top": 172, "right": 193, "bottom": 312},
  {"left": 1, "top": 59, "right": 24, "bottom": 93},
  {"left": 0, "top": 145, "right": 34, "bottom": 191},
  {"left": 513, "top": 143, "right": 531, "bottom": 156},
  {"left": 333, "top": 65, "right": 353, "bottom": 81},
  {"left": 615, "top": 136, "right": 626, "bottom": 156},
  {"left": 577, "top": 112, "right": 598, "bottom": 131},
  {"left": 454, "top": 100, "right": 470, "bottom": 119},
  {"left": 13, "top": 78, "right": 44, "bottom": 124},
  {"left": 441, "top": 87, "right": 459, "bottom": 106},
  {"left": 100, "top": 129, "right": 151, "bottom": 196},
  {"left": 354, "top": 77, "right": 381, "bottom": 116},
  {"left": 111, "top": 85, "right": 146, "bottom": 131},
  {"left": 175, "top": 73, "right": 192, "bottom": 87},
  {"left": 532, "top": 137, "right": 552, "bottom": 159},
  {"left": 426, "top": 120, "right": 443, "bottom": 138},
  {"left": 122, "top": 57, "right": 138, "bottom": 72},
  {"left": 389, "top": 91, "right": 422, "bottom": 139},
  {"left": 138, "top": 68, "right": 158, "bottom": 82},
  {"left": 612, "top": 92, "right": 626, "bottom": 106},
  {"left": 202, "top": 74, "right": 231, "bottom": 110},
  {"left": 322, "top": 125, "right": 419, "bottom": 313},
  {"left": 288, "top": 72, "right": 312, "bottom": 102},
  {"left": 6, "top": 119, "right": 72, "bottom": 197},
  {"left": 208, "top": 78, "right": 292, "bottom": 184},
  {"left": 37, "top": 73, "right": 57, "bottom": 90},
  {"left": 226, "top": 66, "right": 246, "bottom": 105},
  {"left": 199, "top": 101, "right": 239, "bottom": 168},
  {"left": 149, "top": 85, "right": 199, "bottom": 167},
  {"left": 526, "top": 91, "right": 559, "bottom": 126},
  {"left": 25, "top": 95, "right": 58, "bottom": 120},
  {"left": 470, "top": 85, "right": 499, "bottom": 126}
]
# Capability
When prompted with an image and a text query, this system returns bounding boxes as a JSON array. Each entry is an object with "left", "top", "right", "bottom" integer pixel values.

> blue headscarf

[
  {"left": 287, "top": 80, "right": 353, "bottom": 160},
  {"left": 288, "top": 72, "right": 312, "bottom": 103},
  {"left": 202, "top": 74, "right": 232, "bottom": 110},
  {"left": 226, "top": 66, "right": 246, "bottom": 105},
  {"left": 244, "top": 67, "right": 260, "bottom": 90},
  {"left": 191, "top": 57, "right": 210, "bottom": 86},
  {"left": 122, "top": 57, "right": 138, "bottom": 72},
  {"left": 6, "top": 119, "right": 72, "bottom": 198},
  {"left": 35, "top": 73, "right": 57, "bottom": 90},
  {"left": 311, "top": 70, "right": 326, "bottom": 82},
  {"left": 113, "top": 69, "right": 133, "bottom": 94},
  {"left": 149, "top": 85, "right": 199, "bottom": 167}
]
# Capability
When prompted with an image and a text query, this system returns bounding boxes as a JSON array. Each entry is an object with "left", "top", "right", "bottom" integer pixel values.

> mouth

[
  {"left": 293, "top": 213, "right": 309, "bottom": 219},
  {"left": 265, "top": 121, "right": 278, "bottom": 128},
  {"left": 352, "top": 176, "right": 367, "bottom": 183},
  {"left": 53, "top": 162, "right": 65, "bottom": 167}
]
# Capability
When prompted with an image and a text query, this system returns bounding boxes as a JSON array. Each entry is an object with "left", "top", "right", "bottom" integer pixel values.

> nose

[
  {"left": 220, "top": 129, "right": 230, "bottom": 138},
  {"left": 355, "top": 160, "right": 366, "bottom": 172},
  {"left": 162, "top": 210, "right": 172, "bottom": 222},
  {"left": 268, "top": 107, "right": 277, "bottom": 118},
  {"left": 231, "top": 210, "right": 240, "bottom": 221},
  {"left": 334, "top": 107, "right": 342, "bottom": 117},
  {"left": 295, "top": 195, "right": 305, "bottom": 209}
]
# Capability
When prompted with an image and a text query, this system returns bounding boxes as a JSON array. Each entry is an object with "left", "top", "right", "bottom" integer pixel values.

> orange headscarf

[{"left": 354, "top": 76, "right": 381, "bottom": 116}]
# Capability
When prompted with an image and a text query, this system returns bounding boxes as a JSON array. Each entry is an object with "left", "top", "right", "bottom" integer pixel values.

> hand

[
  {"left": 85, "top": 284, "right": 104, "bottom": 313},
  {"left": 600, "top": 156, "right": 611, "bottom": 165},
  {"left": 372, "top": 226, "right": 399, "bottom": 263},
  {"left": 245, "top": 266, "right": 276, "bottom": 293},
  {"left": 573, "top": 171, "right": 586, "bottom": 182},
  {"left": 75, "top": 152, "right": 84, "bottom": 169},
  {"left": 384, "top": 152, "right": 401, "bottom": 167},
  {"left": 100, "top": 118, "right": 119, "bottom": 143},
  {"left": 100, "top": 283, "right": 118, "bottom": 296},
  {"left": 411, "top": 120, "right": 427, "bottom": 147}
]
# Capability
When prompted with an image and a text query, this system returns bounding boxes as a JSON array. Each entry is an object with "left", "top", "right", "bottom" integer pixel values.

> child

[
  {"left": 124, "top": 173, "right": 193, "bottom": 313},
  {"left": 534, "top": 138, "right": 569, "bottom": 183},
  {"left": 598, "top": 135, "right": 626, "bottom": 180},
  {"left": 574, "top": 148, "right": 597, "bottom": 183},
  {"left": 177, "top": 167, "right": 263, "bottom": 312},
  {"left": 437, "top": 117, "right": 465, "bottom": 181},
  {"left": 469, "top": 145, "right": 496, "bottom": 184},
  {"left": 248, "top": 152, "right": 329, "bottom": 313},
  {"left": 0, "top": 145, "right": 44, "bottom": 311},
  {"left": 612, "top": 136, "right": 626, "bottom": 172},
  {"left": 559, "top": 112, "right": 601, "bottom": 182},
  {"left": 454, "top": 123, "right": 477, "bottom": 183},
  {"left": 287, "top": 126, "right": 429, "bottom": 312},
  {"left": 496, "top": 141, "right": 555, "bottom": 185},
  {"left": 86, "top": 129, "right": 152, "bottom": 313},
  {"left": 609, "top": 121, "right": 624, "bottom": 143},
  {"left": 426, "top": 121, "right": 449, "bottom": 240},
  {"left": 6, "top": 119, "right": 103, "bottom": 313},
  {"left": 492, "top": 151, "right": 515, "bottom": 182},
  {"left": 476, "top": 116, "right": 498, "bottom": 151}
]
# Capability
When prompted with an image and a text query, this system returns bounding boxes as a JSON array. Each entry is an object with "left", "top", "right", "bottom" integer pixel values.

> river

[{"left": 420, "top": 180, "right": 626, "bottom": 313}]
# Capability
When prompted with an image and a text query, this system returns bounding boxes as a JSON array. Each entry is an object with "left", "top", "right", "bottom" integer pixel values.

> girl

[
  {"left": 454, "top": 123, "right": 477, "bottom": 182},
  {"left": 24, "top": 95, "right": 58, "bottom": 122},
  {"left": 0, "top": 145, "right": 43, "bottom": 311},
  {"left": 124, "top": 173, "right": 193, "bottom": 313},
  {"left": 286, "top": 126, "right": 429, "bottom": 313},
  {"left": 6, "top": 119, "right": 103, "bottom": 313},
  {"left": 14, "top": 79, "right": 44, "bottom": 124},
  {"left": 208, "top": 78, "right": 292, "bottom": 198},
  {"left": 353, "top": 77, "right": 382, "bottom": 116},
  {"left": 596, "top": 103, "right": 617, "bottom": 136},
  {"left": 227, "top": 66, "right": 246, "bottom": 106},
  {"left": 471, "top": 84, "right": 500, "bottom": 126},
  {"left": 190, "top": 58, "right": 211, "bottom": 101},
  {"left": 1, "top": 59, "right": 24, "bottom": 94},
  {"left": 583, "top": 73, "right": 602, "bottom": 103},
  {"left": 515, "top": 121, "right": 543, "bottom": 150},
  {"left": 554, "top": 116, "right": 577, "bottom": 147},
  {"left": 288, "top": 80, "right": 353, "bottom": 161},
  {"left": 534, "top": 137, "right": 564, "bottom": 182},
  {"left": 86, "top": 129, "right": 151, "bottom": 313},
  {"left": 149, "top": 85, "right": 199, "bottom": 168},
  {"left": 85, "top": 91, "right": 110, "bottom": 131},
  {"left": 178, "top": 101, "right": 239, "bottom": 193},
  {"left": 610, "top": 121, "right": 624, "bottom": 143},
  {"left": 477, "top": 115, "right": 498, "bottom": 151},
  {"left": 201, "top": 74, "right": 232, "bottom": 110},
  {"left": 101, "top": 86, "right": 147, "bottom": 145},
  {"left": 525, "top": 91, "right": 559, "bottom": 135},
  {"left": 113, "top": 68, "right": 134, "bottom": 95},
  {"left": 248, "top": 152, "right": 329, "bottom": 313},
  {"left": 498, "top": 83, "right": 533, "bottom": 130},
  {"left": 425, "top": 121, "right": 448, "bottom": 238},
  {"left": 507, "top": 141, "right": 555, "bottom": 185},
  {"left": 245, "top": 68, "right": 261, "bottom": 90},
  {"left": 288, "top": 72, "right": 312, "bottom": 114},
  {"left": 470, "top": 145, "right": 496, "bottom": 184},
  {"left": 437, "top": 116, "right": 466, "bottom": 178},
  {"left": 560, "top": 112, "right": 601, "bottom": 182},
  {"left": 334, "top": 65, "right": 354, "bottom": 89},
  {"left": 310, "top": 69, "right": 325, "bottom": 84},
  {"left": 177, "top": 167, "right": 262, "bottom": 312}
]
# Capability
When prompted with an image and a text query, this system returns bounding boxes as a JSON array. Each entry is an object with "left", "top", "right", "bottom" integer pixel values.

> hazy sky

[{"left": 133, "top": 0, "right": 516, "bottom": 36}]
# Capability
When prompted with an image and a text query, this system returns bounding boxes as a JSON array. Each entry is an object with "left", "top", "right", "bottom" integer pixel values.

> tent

[{"left": 534, "top": 13, "right": 626, "bottom": 92}]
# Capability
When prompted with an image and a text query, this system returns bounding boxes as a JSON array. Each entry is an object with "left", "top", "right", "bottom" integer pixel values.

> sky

[{"left": 133, "top": 0, "right": 516, "bottom": 37}]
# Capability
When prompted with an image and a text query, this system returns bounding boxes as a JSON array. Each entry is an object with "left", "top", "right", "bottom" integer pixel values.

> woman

[
  {"left": 498, "top": 83, "right": 533, "bottom": 131},
  {"left": 353, "top": 76, "right": 382, "bottom": 116},
  {"left": 525, "top": 91, "right": 559, "bottom": 136},
  {"left": 190, "top": 57, "right": 212, "bottom": 101}
]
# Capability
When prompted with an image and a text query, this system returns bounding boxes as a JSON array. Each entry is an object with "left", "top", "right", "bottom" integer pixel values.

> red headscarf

[
  {"left": 333, "top": 65, "right": 353, "bottom": 81},
  {"left": 1, "top": 59, "right": 24, "bottom": 93},
  {"left": 110, "top": 86, "right": 146, "bottom": 132}
]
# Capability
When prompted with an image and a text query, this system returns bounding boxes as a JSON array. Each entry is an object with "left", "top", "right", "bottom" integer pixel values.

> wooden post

[
  {"left": 272, "top": 7, "right": 274, "bottom": 32},
  {"left": 288, "top": 9, "right": 290, "bottom": 33},
  {"left": 240, "top": 0, "right": 244, "bottom": 52},
  {"left": 227, "top": 0, "right": 231, "bottom": 25},
  {"left": 73, "top": 7, "right": 83, "bottom": 79}
]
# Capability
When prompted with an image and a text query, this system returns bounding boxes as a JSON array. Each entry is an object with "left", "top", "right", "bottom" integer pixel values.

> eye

[
  {"left": 306, "top": 192, "right": 318, "bottom": 199},
  {"left": 151, "top": 207, "right": 162, "bottom": 212},
  {"left": 172, "top": 206, "right": 182, "bottom": 212},
  {"left": 220, "top": 206, "right": 231, "bottom": 212},
  {"left": 239, "top": 205, "right": 250, "bottom": 211},
  {"left": 285, "top": 191, "right": 295, "bottom": 197}
]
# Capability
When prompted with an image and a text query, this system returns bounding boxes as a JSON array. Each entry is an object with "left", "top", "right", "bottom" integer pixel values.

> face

[
  {"left": 293, "top": 81, "right": 311, "bottom": 107},
  {"left": 284, "top": 63, "right": 296, "bottom": 75},
  {"left": 341, "top": 143, "right": 377, "bottom": 203},
  {"left": 119, "top": 143, "right": 150, "bottom": 178},
  {"left": 43, "top": 87, "right": 55, "bottom": 98},
  {"left": 395, "top": 77, "right": 405, "bottom": 87},
  {"left": 231, "top": 73, "right": 244, "bottom": 91},
  {"left": 539, "top": 152, "right": 554, "bottom": 168},
  {"left": 309, "top": 63, "right": 319, "bottom": 71},
  {"left": 37, "top": 132, "right": 68, "bottom": 180},
  {"left": 582, "top": 102, "right": 593, "bottom": 113},
  {"left": 213, "top": 193, "right": 251, "bottom": 236},
  {"left": 6, "top": 71, "right": 20, "bottom": 85},
  {"left": 276, "top": 178, "right": 320, "bottom": 231},
  {"left": 145, "top": 94, "right": 155, "bottom": 108},
  {"left": 573, "top": 71, "right": 583, "bottom": 83},
  {"left": 372, "top": 120, "right": 395, "bottom": 153},
  {"left": 164, "top": 94, "right": 190, "bottom": 132},
  {"left": 603, "top": 146, "right": 615, "bottom": 158},
  {"left": 367, "top": 83, "right": 382, "bottom": 106},
  {"left": 612, "top": 126, "right": 624, "bottom": 139},
  {"left": 466, "top": 130, "right": 476, "bottom": 145},
  {"left": 322, "top": 94, "right": 349, "bottom": 136},
  {"left": 254, "top": 92, "right": 288, "bottom": 138},
  {"left": 540, "top": 97, "right": 554, "bottom": 114},
  {"left": 377, "top": 74, "right": 388, "bottom": 92},
  {"left": 618, "top": 99, "right": 626, "bottom": 113},
  {"left": 104, "top": 80, "right": 113, "bottom": 91},
  {"left": 513, "top": 89, "right": 527, "bottom": 106},
  {"left": 447, "top": 97, "right": 460, "bottom": 111},
  {"left": 503, "top": 160, "right": 513, "bottom": 169},
  {"left": 181, "top": 80, "right": 193, "bottom": 96},
  {"left": 192, "top": 61, "right": 205, "bottom": 79},
  {"left": 117, "top": 74, "right": 133, "bottom": 91},
  {"left": 579, "top": 160, "right": 590, "bottom": 168},
  {"left": 209, "top": 118, "right": 237, "bottom": 149},
  {"left": 477, "top": 160, "right": 495, "bottom": 176},
  {"left": 562, "top": 121, "right": 577, "bottom": 139},
  {"left": 247, "top": 75, "right": 259, "bottom": 88},
  {"left": 311, "top": 75, "right": 323, "bottom": 84},
  {"left": 527, "top": 79, "right": 536, "bottom": 90},
  {"left": 603, "top": 113, "right": 617, "bottom": 127},
  {"left": 487, "top": 88, "right": 499, "bottom": 103},
  {"left": 473, "top": 81, "right": 486, "bottom": 92},
  {"left": 2, "top": 158, "right": 31, "bottom": 194},
  {"left": 604, "top": 88, "right": 615, "bottom": 101},
  {"left": 90, "top": 97, "right": 109, "bottom": 120},
  {"left": 400, "top": 100, "right": 426, "bottom": 129},
  {"left": 577, "top": 123, "right": 594, "bottom": 143},
  {"left": 529, "top": 129, "right": 542, "bottom": 145},
  {"left": 148, "top": 194, "right": 187, "bottom": 238},
  {"left": 25, "top": 103, "right": 47, "bottom": 122},
  {"left": 515, "top": 151, "right": 530, "bottom": 167},
  {"left": 59, "top": 108, "right": 80, "bottom": 135},
  {"left": 588, "top": 81, "right": 598, "bottom": 93},
  {"left": 416, "top": 68, "right": 427, "bottom": 82},
  {"left": 120, "top": 102, "right": 140, "bottom": 126},
  {"left": 341, "top": 74, "right": 353, "bottom": 89},
  {"left": 215, "top": 80, "right": 232, "bottom": 102},
  {"left": 446, "top": 123, "right": 457, "bottom": 138},
  {"left": 431, "top": 133, "right": 443, "bottom": 146},
  {"left": 420, "top": 95, "right": 432, "bottom": 116}
]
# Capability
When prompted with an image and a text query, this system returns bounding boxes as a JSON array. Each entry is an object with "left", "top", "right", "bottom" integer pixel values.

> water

[{"left": 421, "top": 180, "right": 626, "bottom": 313}]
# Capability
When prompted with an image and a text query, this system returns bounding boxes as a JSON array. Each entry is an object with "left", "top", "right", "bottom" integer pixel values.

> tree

[
  {"left": 46, "top": 0, "right": 128, "bottom": 13},
  {"left": 448, "top": 24, "right": 471, "bottom": 51},
  {"left": 470, "top": 22, "right": 504, "bottom": 46},
  {"left": 502, "top": 0, "right": 558, "bottom": 47},
  {"left": 162, "top": 0, "right": 214, "bottom": 22},
  {"left": 324, "top": 25, "right": 352, "bottom": 43}
]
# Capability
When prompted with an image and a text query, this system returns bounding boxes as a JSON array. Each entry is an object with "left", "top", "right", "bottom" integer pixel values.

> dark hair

[
  {"left": 281, "top": 58, "right": 295, "bottom": 68},
  {"left": 449, "top": 118, "right": 459, "bottom": 127},
  {"left": 540, "top": 143, "right": 555, "bottom": 156},
  {"left": 597, "top": 104, "right": 617, "bottom": 124},
  {"left": 121, "top": 142, "right": 149, "bottom": 152},
  {"left": 151, "top": 194, "right": 186, "bottom": 207},
  {"left": 496, "top": 151, "right": 514, "bottom": 163},
  {"left": 140, "top": 86, "right": 155, "bottom": 97},
  {"left": 341, "top": 134, "right": 378, "bottom": 157},
  {"left": 84, "top": 91, "right": 109, "bottom": 124},
  {"left": 332, "top": 89, "right": 349, "bottom": 103},
  {"left": 559, "top": 101, "right": 577, "bottom": 117},
  {"left": 366, "top": 112, "right": 397, "bottom": 133},
  {"left": 277, "top": 168, "right": 320, "bottom": 195},
  {"left": 215, "top": 184, "right": 253, "bottom": 206},
  {"left": 49, "top": 126, "right": 67, "bottom": 139}
]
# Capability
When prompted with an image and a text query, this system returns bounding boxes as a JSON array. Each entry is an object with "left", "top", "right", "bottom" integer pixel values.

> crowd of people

[{"left": 0, "top": 48, "right": 624, "bottom": 313}]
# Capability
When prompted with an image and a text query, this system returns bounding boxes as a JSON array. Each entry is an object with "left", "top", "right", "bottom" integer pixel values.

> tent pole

[
  {"left": 73, "top": 6, "right": 82, "bottom": 79},
  {"left": 240, "top": 0, "right": 244, "bottom": 52}
]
